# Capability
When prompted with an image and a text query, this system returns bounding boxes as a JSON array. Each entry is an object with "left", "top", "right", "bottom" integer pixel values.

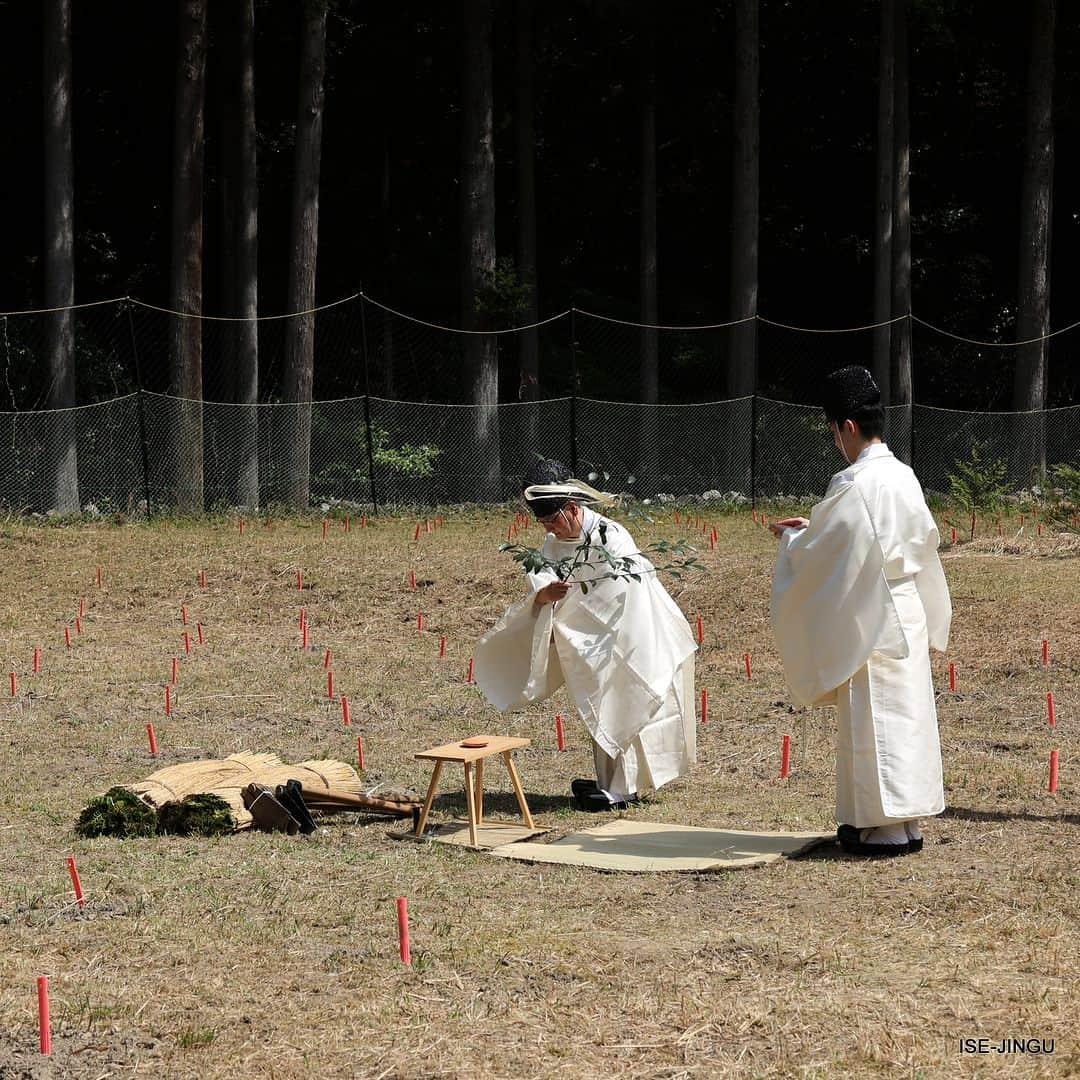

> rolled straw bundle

[{"left": 127, "top": 753, "right": 364, "bottom": 830}]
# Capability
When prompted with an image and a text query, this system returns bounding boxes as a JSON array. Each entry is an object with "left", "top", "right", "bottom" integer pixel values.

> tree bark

[
  {"left": 43, "top": 0, "right": 79, "bottom": 513},
  {"left": 728, "top": 0, "right": 758, "bottom": 400},
  {"left": 235, "top": 0, "right": 259, "bottom": 508},
  {"left": 872, "top": 0, "right": 894, "bottom": 404},
  {"left": 283, "top": 0, "right": 327, "bottom": 510},
  {"left": 378, "top": 7, "right": 395, "bottom": 400},
  {"left": 516, "top": 0, "right": 539, "bottom": 408},
  {"left": 1014, "top": 0, "right": 1055, "bottom": 483},
  {"left": 380, "top": 135, "right": 395, "bottom": 398},
  {"left": 217, "top": 2, "right": 238, "bottom": 490},
  {"left": 461, "top": 0, "right": 499, "bottom": 500},
  {"left": 891, "top": 0, "right": 912, "bottom": 459},
  {"left": 169, "top": 0, "right": 207, "bottom": 511},
  {"left": 639, "top": 6, "right": 659, "bottom": 490}
]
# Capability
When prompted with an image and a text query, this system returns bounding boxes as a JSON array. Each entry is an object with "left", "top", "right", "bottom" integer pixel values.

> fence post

[
  {"left": 358, "top": 293, "right": 379, "bottom": 513},
  {"left": 906, "top": 315, "right": 916, "bottom": 468},
  {"left": 909, "top": 401, "right": 917, "bottom": 477},
  {"left": 750, "top": 391, "right": 758, "bottom": 509},
  {"left": 124, "top": 299, "right": 153, "bottom": 519},
  {"left": 569, "top": 308, "right": 579, "bottom": 473}
]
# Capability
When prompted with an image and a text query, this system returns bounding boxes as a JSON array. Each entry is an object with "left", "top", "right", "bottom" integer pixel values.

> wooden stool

[{"left": 414, "top": 736, "right": 535, "bottom": 847}]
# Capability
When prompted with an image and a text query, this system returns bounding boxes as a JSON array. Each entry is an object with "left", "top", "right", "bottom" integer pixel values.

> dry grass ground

[{"left": 0, "top": 508, "right": 1075, "bottom": 1079}]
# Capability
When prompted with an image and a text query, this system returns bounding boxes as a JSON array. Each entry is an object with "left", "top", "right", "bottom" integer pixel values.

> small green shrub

[
  {"left": 947, "top": 441, "right": 1009, "bottom": 515},
  {"left": 1050, "top": 462, "right": 1080, "bottom": 505}
]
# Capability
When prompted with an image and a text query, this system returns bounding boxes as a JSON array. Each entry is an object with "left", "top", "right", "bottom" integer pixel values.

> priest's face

[{"left": 537, "top": 501, "right": 583, "bottom": 540}]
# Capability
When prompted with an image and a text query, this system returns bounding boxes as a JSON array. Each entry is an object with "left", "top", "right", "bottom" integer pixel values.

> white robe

[
  {"left": 770, "top": 443, "right": 951, "bottom": 827},
  {"left": 475, "top": 509, "right": 697, "bottom": 800}
]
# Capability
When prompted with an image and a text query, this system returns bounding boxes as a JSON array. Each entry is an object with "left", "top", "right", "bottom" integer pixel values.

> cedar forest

[{"left": 6, "top": 1, "right": 1077, "bottom": 417}]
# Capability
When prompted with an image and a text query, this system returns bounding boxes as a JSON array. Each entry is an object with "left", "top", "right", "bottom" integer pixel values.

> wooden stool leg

[
  {"left": 503, "top": 751, "right": 535, "bottom": 828},
  {"left": 414, "top": 759, "right": 444, "bottom": 837},
  {"left": 463, "top": 762, "right": 479, "bottom": 847},
  {"left": 474, "top": 757, "right": 485, "bottom": 824}
]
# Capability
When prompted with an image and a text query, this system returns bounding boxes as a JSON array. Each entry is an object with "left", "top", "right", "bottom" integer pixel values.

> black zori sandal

[
  {"left": 571, "top": 778, "right": 639, "bottom": 813},
  {"left": 836, "top": 823, "right": 913, "bottom": 857}
]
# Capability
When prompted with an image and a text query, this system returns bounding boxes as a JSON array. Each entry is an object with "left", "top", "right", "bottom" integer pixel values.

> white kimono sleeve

[
  {"left": 770, "top": 482, "right": 908, "bottom": 708},
  {"left": 473, "top": 566, "right": 566, "bottom": 712}
]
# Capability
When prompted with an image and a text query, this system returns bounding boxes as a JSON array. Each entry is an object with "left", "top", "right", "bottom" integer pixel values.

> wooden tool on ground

[{"left": 299, "top": 785, "right": 420, "bottom": 819}]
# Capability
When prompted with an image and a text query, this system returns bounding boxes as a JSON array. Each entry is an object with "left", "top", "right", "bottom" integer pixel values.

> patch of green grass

[{"left": 177, "top": 1027, "right": 218, "bottom": 1049}]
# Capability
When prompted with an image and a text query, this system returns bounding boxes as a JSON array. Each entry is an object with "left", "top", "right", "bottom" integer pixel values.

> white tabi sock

[
  {"left": 859, "top": 823, "right": 909, "bottom": 846},
  {"left": 904, "top": 819, "right": 923, "bottom": 841}
]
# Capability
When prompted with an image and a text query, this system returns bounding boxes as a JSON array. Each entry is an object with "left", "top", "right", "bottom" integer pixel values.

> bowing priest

[
  {"left": 769, "top": 366, "right": 951, "bottom": 857},
  {"left": 474, "top": 459, "right": 697, "bottom": 811}
]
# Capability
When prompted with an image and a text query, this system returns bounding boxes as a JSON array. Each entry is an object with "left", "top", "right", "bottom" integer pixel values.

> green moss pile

[
  {"left": 157, "top": 794, "right": 235, "bottom": 837},
  {"left": 75, "top": 787, "right": 158, "bottom": 839},
  {"left": 76, "top": 790, "right": 236, "bottom": 839}
]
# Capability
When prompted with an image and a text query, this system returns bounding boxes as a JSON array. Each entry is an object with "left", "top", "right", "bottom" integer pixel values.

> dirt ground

[{"left": 0, "top": 508, "right": 1075, "bottom": 1079}]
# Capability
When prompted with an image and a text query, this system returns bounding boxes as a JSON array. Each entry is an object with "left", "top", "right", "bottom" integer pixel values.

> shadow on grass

[
  {"left": 787, "top": 840, "right": 850, "bottom": 862},
  {"left": 432, "top": 789, "right": 577, "bottom": 817},
  {"left": 942, "top": 805, "right": 1080, "bottom": 826}
]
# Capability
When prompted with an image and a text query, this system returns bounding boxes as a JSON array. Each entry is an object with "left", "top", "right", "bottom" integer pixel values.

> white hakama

[
  {"left": 771, "top": 444, "right": 951, "bottom": 828},
  {"left": 475, "top": 509, "right": 697, "bottom": 801}
]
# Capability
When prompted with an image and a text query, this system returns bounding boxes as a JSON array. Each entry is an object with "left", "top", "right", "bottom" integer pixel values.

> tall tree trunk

[
  {"left": 728, "top": 0, "right": 758, "bottom": 400},
  {"left": 516, "top": 0, "right": 538, "bottom": 410},
  {"left": 1014, "top": 0, "right": 1055, "bottom": 484},
  {"left": 872, "top": 0, "right": 894, "bottom": 404},
  {"left": 891, "top": 0, "right": 912, "bottom": 460},
  {"left": 235, "top": 0, "right": 259, "bottom": 508},
  {"left": 639, "top": 7, "right": 659, "bottom": 490},
  {"left": 169, "top": 0, "right": 207, "bottom": 511},
  {"left": 380, "top": 135, "right": 395, "bottom": 398},
  {"left": 282, "top": 0, "right": 327, "bottom": 510},
  {"left": 43, "top": 0, "right": 79, "bottom": 513},
  {"left": 461, "top": 0, "right": 499, "bottom": 500},
  {"left": 728, "top": 0, "right": 758, "bottom": 496},
  {"left": 217, "top": 3, "right": 238, "bottom": 498}
]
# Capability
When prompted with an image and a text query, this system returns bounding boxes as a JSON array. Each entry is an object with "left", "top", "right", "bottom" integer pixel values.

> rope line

[
  {"left": 3, "top": 293, "right": 1080, "bottom": 346},
  {"left": 128, "top": 293, "right": 361, "bottom": 322},
  {"left": 28, "top": 389, "right": 1080, "bottom": 416},
  {"left": 575, "top": 394, "right": 756, "bottom": 408},
  {"left": 572, "top": 308, "right": 756, "bottom": 331},
  {"left": 757, "top": 313, "right": 909, "bottom": 333},
  {"left": 0, "top": 391, "right": 141, "bottom": 417},
  {"left": 911, "top": 314, "right": 1080, "bottom": 347},
  {"left": 369, "top": 394, "right": 573, "bottom": 409},
  {"left": 912, "top": 400, "right": 1080, "bottom": 417},
  {"left": 0, "top": 296, "right": 128, "bottom": 317},
  {"left": 360, "top": 293, "right": 568, "bottom": 335}
]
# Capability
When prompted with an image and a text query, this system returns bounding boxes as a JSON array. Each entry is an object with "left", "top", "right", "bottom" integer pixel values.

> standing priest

[
  {"left": 475, "top": 459, "right": 697, "bottom": 811},
  {"left": 769, "top": 367, "right": 951, "bottom": 856}
]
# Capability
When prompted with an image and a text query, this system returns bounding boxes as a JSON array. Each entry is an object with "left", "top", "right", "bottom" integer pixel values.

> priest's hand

[
  {"left": 768, "top": 517, "right": 809, "bottom": 537},
  {"left": 535, "top": 581, "right": 572, "bottom": 605}
]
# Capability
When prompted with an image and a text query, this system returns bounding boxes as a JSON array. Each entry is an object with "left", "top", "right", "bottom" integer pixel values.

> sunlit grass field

[{"left": 0, "top": 508, "right": 1075, "bottom": 1078}]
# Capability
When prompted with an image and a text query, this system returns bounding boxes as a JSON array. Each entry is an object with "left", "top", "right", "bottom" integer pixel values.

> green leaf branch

[{"left": 500, "top": 526, "right": 704, "bottom": 595}]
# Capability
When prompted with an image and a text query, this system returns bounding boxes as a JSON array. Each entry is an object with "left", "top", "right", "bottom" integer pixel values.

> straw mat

[
  {"left": 488, "top": 820, "right": 833, "bottom": 872},
  {"left": 129, "top": 753, "right": 363, "bottom": 830}
]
